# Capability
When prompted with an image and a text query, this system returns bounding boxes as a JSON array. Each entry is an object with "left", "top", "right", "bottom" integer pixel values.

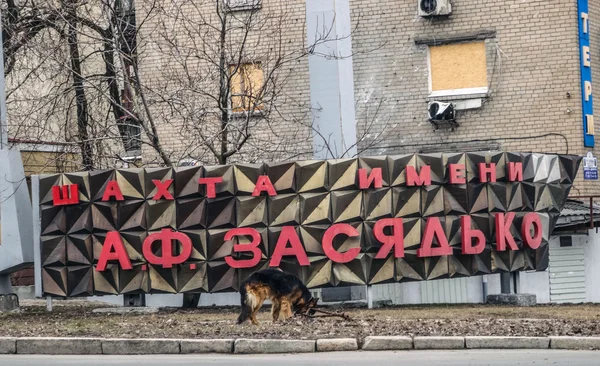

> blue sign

[
  {"left": 583, "top": 151, "right": 598, "bottom": 180},
  {"left": 584, "top": 169, "right": 598, "bottom": 180},
  {"left": 579, "top": 0, "right": 595, "bottom": 147}
]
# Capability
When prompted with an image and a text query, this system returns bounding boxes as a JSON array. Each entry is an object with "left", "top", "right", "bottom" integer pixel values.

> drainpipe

[
  {"left": 0, "top": 11, "right": 7, "bottom": 149},
  {"left": 306, "top": 0, "right": 360, "bottom": 307},
  {"left": 0, "top": 7, "right": 11, "bottom": 295},
  {"left": 306, "top": 0, "right": 357, "bottom": 159}
]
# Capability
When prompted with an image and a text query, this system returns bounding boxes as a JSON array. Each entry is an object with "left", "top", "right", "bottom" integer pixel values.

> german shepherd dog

[{"left": 237, "top": 269, "right": 318, "bottom": 325}]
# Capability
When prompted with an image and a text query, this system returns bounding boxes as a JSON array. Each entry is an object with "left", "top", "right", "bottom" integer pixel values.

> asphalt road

[{"left": 1, "top": 350, "right": 599, "bottom": 366}]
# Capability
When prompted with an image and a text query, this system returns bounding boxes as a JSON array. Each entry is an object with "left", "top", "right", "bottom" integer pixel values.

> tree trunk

[
  {"left": 103, "top": 27, "right": 134, "bottom": 152},
  {"left": 104, "top": 34, "right": 125, "bottom": 123},
  {"left": 218, "top": 6, "right": 229, "bottom": 165},
  {"left": 66, "top": 3, "right": 94, "bottom": 170}
]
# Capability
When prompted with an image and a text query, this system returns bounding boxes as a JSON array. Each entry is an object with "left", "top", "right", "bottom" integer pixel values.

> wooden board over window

[
  {"left": 230, "top": 63, "right": 264, "bottom": 112},
  {"left": 429, "top": 42, "right": 488, "bottom": 96},
  {"left": 21, "top": 151, "right": 80, "bottom": 176}
]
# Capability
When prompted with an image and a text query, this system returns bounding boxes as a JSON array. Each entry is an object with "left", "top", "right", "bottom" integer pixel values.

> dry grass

[{"left": 2, "top": 301, "right": 600, "bottom": 339}]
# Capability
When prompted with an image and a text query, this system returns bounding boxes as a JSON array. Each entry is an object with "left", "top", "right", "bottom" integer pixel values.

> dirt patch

[{"left": 2, "top": 301, "right": 600, "bottom": 339}]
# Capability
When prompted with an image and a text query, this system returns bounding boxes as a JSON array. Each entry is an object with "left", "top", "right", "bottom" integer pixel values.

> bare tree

[
  {"left": 135, "top": 0, "right": 318, "bottom": 165},
  {"left": 4, "top": 0, "right": 389, "bottom": 173},
  {"left": 2, "top": 0, "right": 391, "bottom": 307}
]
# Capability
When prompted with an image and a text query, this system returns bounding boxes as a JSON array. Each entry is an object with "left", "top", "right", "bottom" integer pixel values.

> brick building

[
  {"left": 136, "top": 0, "right": 599, "bottom": 196},
  {"left": 350, "top": 0, "right": 597, "bottom": 196},
  {"left": 17, "top": 0, "right": 598, "bottom": 305},
  {"left": 133, "top": 0, "right": 600, "bottom": 306}
]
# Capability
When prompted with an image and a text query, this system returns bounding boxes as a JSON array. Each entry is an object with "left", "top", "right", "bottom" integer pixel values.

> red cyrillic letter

[
  {"left": 269, "top": 226, "right": 309, "bottom": 267},
  {"left": 102, "top": 180, "right": 124, "bottom": 201},
  {"left": 252, "top": 175, "right": 277, "bottom": 196},
  {"left": 406, "top": 165, "right": 432, "bottom": 186},
  {"left": 224, "top": 228, "right": 262, "bottom": 268},
  {"left": 374, "top": 218, "right": 404, "bottom": 259},
  {"left": 495, "top": 212, "right": 518, "bottom": 251},
  {"left": 152, "top": 179, "right": 174, "bottom": 200},
  {"left": 96, "top": 231, "right": 132, "bottom": 271},
  {"left": 322, "top": 224, "right": 361, "bottom": 263},
  {"left": 406, "top": 165, "right": 431, "bottom": 186},
  {"left": 417, "top": 217, "right": 452, "bottom": 257},
  {"left": 461, "top": 216, "right": 486, "bottom": 255},
  {"left": 358, "top": 168, "right": 383, "bottom": 189},
  {"left": 199, "top": 177, "right": 223, "bottom": 198},
  {"left": 508, "top": 162, "right": 523, "bottom": 182},
  {"left": 142, "top": 229, "right": 192, "bottom": 268},
  {"left": 52, "top": 184, "right": 80, "bottom": 206},
  {"left": 479, "top": 163, "right": 497, "bottom": 183},
  {"left": 449, "top": 164, "right": 466, "bottom": 184},
  {"left": 522, "top": 213, "right": 542, "bottom": 249}
]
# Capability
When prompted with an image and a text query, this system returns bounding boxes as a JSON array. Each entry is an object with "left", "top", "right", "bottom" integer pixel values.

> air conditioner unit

[
  {"left": 418, "top": 0, "right": 452, "bottom": 17},
  {"left": 428, "top": 101, "right": 458, "bottom": 130}
]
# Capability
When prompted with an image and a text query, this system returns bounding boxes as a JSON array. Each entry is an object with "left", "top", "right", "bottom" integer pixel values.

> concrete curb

[
  {"left": 550, "top": 336, "right": 600, "bottom": 350},
  {"left": 465, "top": 336, "right": 549, "bottom": 349},
  {"left": 4, "top": 336, "right": 600, "bottom": 354},
  {"left": 362, "top": 336, "right": 413, "bottom": 350},
  {"left": 102, "top": 338, "right": 180, "bottom": 355},
  {"left": 317, "top": 338, "right": 358, "bottom": 352},
  {"left": 234, "top": 339, "right": 315, "bottom": 354},
  {"left": 17, "top": 337, "right": 102, "bottom": 355},
  {"left": 414, "top": 336, "right": 465, "bottom": 350},
  {"left": 0, "top": 337, "right": 16, "bottom": 354},
  {"left": 180, "top": 339, "right": 234, "bottom": 354}
]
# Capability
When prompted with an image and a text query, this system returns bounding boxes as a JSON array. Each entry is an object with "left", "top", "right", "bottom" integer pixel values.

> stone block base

[
  {"left": 486, "top": 293, "right": 536, "bottom": 306},
  {"left": 0, "top": 294, "right": 19, "bottom": 313}
]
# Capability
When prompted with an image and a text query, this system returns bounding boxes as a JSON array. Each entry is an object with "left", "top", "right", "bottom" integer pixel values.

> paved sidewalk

[{"left": 1, "top": 350, "right": 600, "bottom": 366}]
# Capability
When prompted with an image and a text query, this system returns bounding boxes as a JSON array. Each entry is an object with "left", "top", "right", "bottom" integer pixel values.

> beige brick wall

[
  {"left": 136, "top": 0, "right": 313, "bottom": 166},
  {"left": 138, "top": 0, "right": 599, "bottom": 195},
  {"left": 350, "top": 0, "right": 597, "bottom": 195}
]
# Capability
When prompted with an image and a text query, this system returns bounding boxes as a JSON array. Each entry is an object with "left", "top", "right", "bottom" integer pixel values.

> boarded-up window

[
  {"left": 230, "top": 63, "right": 264, "bottom": 112},
  {"left": 429, "top": 42, "right": 488, "bottom": 96},
  {"left": 20, "top": 151, "right": 80, "bottom": 176}
]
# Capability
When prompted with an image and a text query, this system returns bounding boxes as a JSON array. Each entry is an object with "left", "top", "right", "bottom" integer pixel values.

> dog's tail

[{"left": 237, "top": 283, "right": 252, "bottom": 324}]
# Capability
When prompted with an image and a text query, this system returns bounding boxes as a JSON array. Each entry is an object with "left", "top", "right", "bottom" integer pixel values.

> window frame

[
  {"left": 224, "top": 0, "right": 262, "bottom": 12},
  {"left": 229, "top": 62, "right": 265, "bottom": 114},
  {"left": 426, "top": 42, "right": 489, "bottom": 98}
]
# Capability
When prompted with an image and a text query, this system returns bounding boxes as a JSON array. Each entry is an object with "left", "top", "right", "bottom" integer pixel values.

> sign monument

[{"left": 34, "top": 152, "right": 580, "bottom": 298}]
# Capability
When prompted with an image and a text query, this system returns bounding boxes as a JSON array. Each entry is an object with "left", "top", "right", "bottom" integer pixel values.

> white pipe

[{"left": 0, "top": 11, "right": 8, "bottom": 149}]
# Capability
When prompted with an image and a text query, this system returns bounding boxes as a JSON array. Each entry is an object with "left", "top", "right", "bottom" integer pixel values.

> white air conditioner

[{"left": 418, "top": 0, "right": 452, "bottom": 17}]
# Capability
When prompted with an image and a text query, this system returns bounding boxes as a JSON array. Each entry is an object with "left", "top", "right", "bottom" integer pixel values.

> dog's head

[{"left": 294, "top": 296, "right": 319, "bottom": 315}]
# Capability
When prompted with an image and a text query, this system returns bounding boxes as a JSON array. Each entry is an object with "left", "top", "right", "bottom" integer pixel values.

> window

[
  {"left": 118, "top": 66, "right": 141, "bottom": 153},
  {"left": 118, "top": 0, "right": 134, "bottom": 14},
  {"left": 117, "top": 117, "right": 141, "bottom": 153},
  {"left": 428, "top": 41, "right": 488, "bottom": 97},
  {"left": 559, "top": 236, "right": 573, "bottom": 247},
  {"left": 225, "top": 0, "right": 262, "bottom": 11},
  {"left": 117, "top": 0, "right": 136, "bottom": 55},
  {"left": 230, "top": 63, "right": 264, "bottom": 113}
]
